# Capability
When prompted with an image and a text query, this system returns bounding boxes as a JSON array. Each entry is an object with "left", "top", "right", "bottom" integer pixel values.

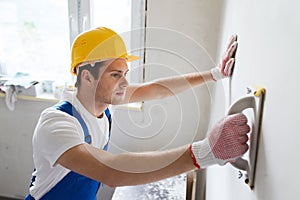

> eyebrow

[{"left": 109, "top": 69, "right": 129, "bottom": 74}]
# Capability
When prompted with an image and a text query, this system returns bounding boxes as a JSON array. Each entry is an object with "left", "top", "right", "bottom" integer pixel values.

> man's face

[{"left": 93, "top": 58, "right": 129, "bottom": 105}]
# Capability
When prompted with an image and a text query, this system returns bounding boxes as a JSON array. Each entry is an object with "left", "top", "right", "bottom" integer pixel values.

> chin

[{"left": 111, "top": 96, "right": 125, "bottom": 105}]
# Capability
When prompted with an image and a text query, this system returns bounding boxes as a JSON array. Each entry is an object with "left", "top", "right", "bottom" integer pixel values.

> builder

[{"left": 25, "top": 27, "right": 249, "bottom": 200}]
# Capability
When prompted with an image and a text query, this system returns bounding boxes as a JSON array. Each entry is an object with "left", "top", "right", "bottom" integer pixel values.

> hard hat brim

[
  {"left": 71, "top": 54, "right": 140, "bottom": 76},
  {"left": 125, "top": 55, "right": 140, "bottom": 62}
]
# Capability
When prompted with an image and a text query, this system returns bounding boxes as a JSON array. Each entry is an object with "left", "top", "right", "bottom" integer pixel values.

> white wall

[
  {"left": 0, "top": 1, "right": 215, "bottom": 199},
  {"left": 108, "top": 0, "right": 223, "bottom": 199},
  {"left": 1, "top": 0, "right": 272, "bottom": 199},
  {"left": 0, "top": 98, "right": 54, "bottom": 198},
  {"left": 0, "top": 0, "right": 221, "bottom": 198},
  {"left": 110, "top": 0, "right": 221, "bottom": 153},
  {"left": 206, "top": 0, "right": 300, "bottom": 199},
  {"left": 108, "top": 3, "right": 222, "bottom": 190}
]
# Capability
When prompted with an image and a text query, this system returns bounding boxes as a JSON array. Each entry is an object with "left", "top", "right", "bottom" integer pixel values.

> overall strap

[
  {"left": 103, "top": 108, "right": 112, "bottom": 151},
  {"left": 104, "top": 108, "right": 112, "bottom": 132},
  {"left": 54, "top": 101, "right": 92, "bottom": 143},
  {"left": 54, "top": 101, "right": 112, "bottom": 145},
  {"left": 25, "top": 102, "right": 112, "bottom": 200}
]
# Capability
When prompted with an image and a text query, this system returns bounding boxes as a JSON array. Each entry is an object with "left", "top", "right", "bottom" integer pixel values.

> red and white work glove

[
  {"left": 210, "top": 35, "right": 238, "bottom": 81},
  {"left": 189, "top": 113, "right": 250, "bottom": 169}
]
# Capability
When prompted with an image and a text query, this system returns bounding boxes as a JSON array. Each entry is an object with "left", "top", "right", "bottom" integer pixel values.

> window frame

[
  {"left": 68, "top": 0, "right": 146, "bottom": 84},
  {"left": 0, "top": 0, "right": 146, "bottom": 106}
]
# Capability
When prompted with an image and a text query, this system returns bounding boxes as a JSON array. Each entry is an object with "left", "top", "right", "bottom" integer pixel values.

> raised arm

[
  {"left": 123, "top": 71, "right": 213, "bottom": 103},
  {"left": 121, "top": 34, "right": 238, "bottom": 104}
]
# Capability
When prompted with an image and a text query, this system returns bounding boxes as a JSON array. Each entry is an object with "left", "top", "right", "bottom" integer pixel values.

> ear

[{"left": 81, "top": 69, "right": 93, "bottom": 84}]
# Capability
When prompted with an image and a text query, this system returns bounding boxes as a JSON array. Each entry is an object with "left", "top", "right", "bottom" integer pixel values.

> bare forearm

[
  {"left": 124, "top": 71, "right": 213, "bottom": 103},
  {"left": 58, "top": 143, "right": 196, "bottom": 187},
  {"left": 104, "top": 145, "right": 196, "bottom": 187},
  {"left": 154, "top": 71, "right": 213, "bottom": 97}
]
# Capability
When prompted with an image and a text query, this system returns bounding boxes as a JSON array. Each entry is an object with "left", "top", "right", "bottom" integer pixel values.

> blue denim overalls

[{"left": 25, "top": 101, "right": 112, "bottom": 200}]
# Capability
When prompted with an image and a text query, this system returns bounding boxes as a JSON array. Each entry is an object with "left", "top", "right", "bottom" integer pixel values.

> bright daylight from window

[
  {"left": 0, "top": 0, "right": 140, "bottom": 98},
  {"left": 0, "top": 0, "right": 70, "bottom": 81}
]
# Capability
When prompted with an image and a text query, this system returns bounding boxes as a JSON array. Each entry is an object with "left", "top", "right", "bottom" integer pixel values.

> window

[
  {"left": 0, "top": 0, "right": 145, "bottom": 94},
  {"left": 69, "top": 0, "right": 146, "bottom": 83},
  {"left": 0, "top": 0, "right": 70, "bottom": 81}
]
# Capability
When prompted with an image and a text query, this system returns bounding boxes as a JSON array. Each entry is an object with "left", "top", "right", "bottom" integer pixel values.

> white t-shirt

[{"left": 29, "top": 89, "right": 110, "bottom": 199}]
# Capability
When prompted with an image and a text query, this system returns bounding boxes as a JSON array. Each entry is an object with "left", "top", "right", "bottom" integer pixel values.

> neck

[{"left": 76, "top": 90, "right": 108, "bottom": 118}]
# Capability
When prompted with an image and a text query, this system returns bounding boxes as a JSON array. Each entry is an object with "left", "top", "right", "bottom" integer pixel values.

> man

[{"left": 25, "top": 27, "right": 249, "bottom": 200}]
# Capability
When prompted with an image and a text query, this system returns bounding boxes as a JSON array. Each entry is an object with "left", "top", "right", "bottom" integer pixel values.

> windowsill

[
  {"left": 115, "top": 102, "right": 144, "bottom": 111},
  {"left": 0, "top": 92, "right": 59, "bottom": 103},
  {"left": 0, "top": 93, "right": 144, "bottom": 111}
]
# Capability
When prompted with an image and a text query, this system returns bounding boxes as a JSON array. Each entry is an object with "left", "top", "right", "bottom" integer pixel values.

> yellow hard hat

[{"left": 70, "top": 27, "right": 139, "bottom": 75}]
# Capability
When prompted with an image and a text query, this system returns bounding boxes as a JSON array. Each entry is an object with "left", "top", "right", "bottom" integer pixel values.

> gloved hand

[
  {"left": 189, "top": 113, "right": 250, "bottom": 169},
  {"left": 211, "top": 35, "right": 238, "bottom": 81}
]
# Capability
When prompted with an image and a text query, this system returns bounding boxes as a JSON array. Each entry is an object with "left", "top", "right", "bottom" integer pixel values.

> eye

[{"left": 111, "top": 73, "right": 121, "bottom": 78}]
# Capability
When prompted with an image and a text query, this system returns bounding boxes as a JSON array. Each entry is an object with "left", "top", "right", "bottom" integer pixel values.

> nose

[{"left": 120, "top": 76, "right": 129, "bottom": 89}]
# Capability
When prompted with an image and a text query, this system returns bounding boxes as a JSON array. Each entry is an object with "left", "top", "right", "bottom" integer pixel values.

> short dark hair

[{"left": 75, "top": 61, "right": 107, "bottom": 88}]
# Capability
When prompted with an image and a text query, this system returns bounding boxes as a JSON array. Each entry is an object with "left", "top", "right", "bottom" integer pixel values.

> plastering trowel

[{"left": 226, "top": 86, "right": 266, "bottom": 190}]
